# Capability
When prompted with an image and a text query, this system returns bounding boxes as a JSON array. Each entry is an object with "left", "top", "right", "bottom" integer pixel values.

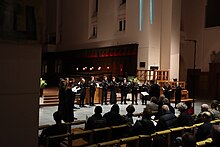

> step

[
  {"left": 40, "top": 102, "right": 59, "bottom": 107},
  {"left": 43, "top": 97, "right": 58, "bottom": 100},
  {"left": 43, "top": 99, "right": 59, "bottom": 103}
]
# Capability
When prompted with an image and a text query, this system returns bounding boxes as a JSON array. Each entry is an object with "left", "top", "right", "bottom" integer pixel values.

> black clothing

[
  {"left": 88, "top": 80, "right": 97, "bottom": 106},
  {"left": 131, "top": 82, "right": 139, "bottom": 104},
  {"left": 195, "top": 122, "right": 212, "bottom": 141},
  {"left": 63, "top": 88, "right": 74, "bottom": 122},
  {"left": 103, "top": 111, "right": 125, "bottom": 127},
  {"left": 79, "top": 82, "right": 86, "bottom": 107},
  {"left": 178, "top": 111, "right": 194, "bottom": 127},
  {"left": 141, "top": 83, "right": 150, "bottom": 104},
  {"left": 175, "top": 86, "right": 182, "bottom": 106},
  {"left": 101, "top": 80, "right": 108, "bottom": 105},
  {"left": 39, "top": 124, "right": 68, "bottom": 147},
  {"left": 149, "top": 83, "right": 160, "bottom": 99},
  {"left": 156, "top": 111, "right": 178, "bottom": 131},
  {"left": 85, "top": 113, "right": 107, "bottom": 130},
  {"left": 58, "top": 85, "right": 65, "bottom": 114},
  {"left": 109, "top": 80, "right": 118, "bottom": 104},
  {"left": 130, "top": 119, "right": 156, "bottom": 136},
  {"left": 120, "top": 81, "right": 130, "bottom": 104},
  {"left": 163, "top": 85, "right": 172, "bottom": 100}
]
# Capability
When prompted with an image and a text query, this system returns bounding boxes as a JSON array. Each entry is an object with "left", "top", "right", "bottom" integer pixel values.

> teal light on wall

[
  {"left": 150, "top": 0, "right": 153, "bottom": 24},
  {"left": 139, "top": 0, "right": 143, "bottom": 31}
]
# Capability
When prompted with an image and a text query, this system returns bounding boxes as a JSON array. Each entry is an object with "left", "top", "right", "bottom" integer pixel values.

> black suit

[{"left": 88, "top": 80, "right": 97, "bottom": 106}]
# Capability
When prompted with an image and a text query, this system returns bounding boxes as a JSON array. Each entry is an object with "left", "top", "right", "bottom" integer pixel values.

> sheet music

[
  {"left": 141, "top": 92, "right": 149, "bottom": 96},
  {"left": 72, "top": 86, "right": 81, "bottom": 93}
]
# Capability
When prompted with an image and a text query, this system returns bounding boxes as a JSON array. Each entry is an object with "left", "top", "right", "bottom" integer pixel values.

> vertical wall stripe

[
  {"left": 150, "top": 0, "right": 153, "bottom": 24},
  {"left": 140, "top": 0, "right": 143, "bottom": 31}
]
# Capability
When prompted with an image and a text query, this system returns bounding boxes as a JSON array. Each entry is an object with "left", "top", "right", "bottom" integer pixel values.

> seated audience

[
  {"left": 195, "top": 111, "right": 213, "bottom": 141},
  {"left": 195, "top": 103, "right": 210, "bottom": 123},
  {"left": 181, "top": 132, "right": 196, "bottom": 147},
  {"left": 128, "top": 108, "right": 156, "bottom": 147},
  {"left": 210, "top": 100, "right": 220, "bottom": 120},
  {"left": 185, "top": 101, "right": 194, "bottom": 115},
  {"left": 103, "top": 104, "right": 125, "bottom": 126},
  {"left": 176, "top": 102, "right": 194, "bottom": 127},
  {"left": 210, "top": 125, "right": 220, "bottom": 147},
  {"left": 85, "top": 106, "right": 107, "bottom": 130},
  {"left": 129, "top": 108, "right": 156, "bottom": 136},
  {"left": 156, "top": 105, "right": 178, "bottom": 131},
  {"left": 39, "top": 111, "right": 68, "bottom": 147},
  {"left": 152, "top": 135, "right": 168, "bottom": 147},
  {"left": 158, "top": 98, "right": 175, "bottom": 116},
  {"left": 124, "top": 104, "right": 135, "bottom": 126},
  {"left": 146, "top": 96, "right": 159, "bottom": 116}
]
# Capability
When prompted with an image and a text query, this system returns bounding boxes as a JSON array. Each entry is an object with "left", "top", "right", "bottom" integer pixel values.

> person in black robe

[
  {"left": 175, "top": 84, "right": 182, "bottom": 107},
  {"left": 120, "top": 78, "right": 130, "bottom": 104},
  {"left": 109, "top": 76, "right": 118, "bottom": 104},
  {"left": 162, "top": 82, "right": 172, "bottom": 100},
  {"left": 57, "top": 78, "right": 66, "bottom": 114},
  {"left": 149, "top": 80, "right": 160, "bottom": 100},
  {"left": 62, "top": 81, "right": 74, "bottom": 122},
  {"left": 131, "top": 78, "right": 139, "bottom": 105},
  {"left": 101, "top": 76, "right": 108, "bottom": 105},
  {"left": 141, "top": 80, "right": 150, "bottom": 105},
  {"left": 88, "top": 76, "right": 97, "bottom": 106},
  {"left": 79, "top": 77, "right": 86, "bottom": 107}
]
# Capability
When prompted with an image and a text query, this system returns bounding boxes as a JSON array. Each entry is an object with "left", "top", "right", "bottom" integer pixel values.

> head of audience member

[
  {"left": 126, "top": 105, "right": 135, "bottom": 115},
  {"left": 161, "top": 105, "right": 169, "bottom": 113},
  {"left": 185, "top": 101, "right": 192, "bottom": 109},
  {"left": 112, "top": 76, "right": 116, "bottom": 81},
  {"left": 91, "top": 76, "right": 95, "bottom": 81},
  {"left": 53, "top": 111, "right": 62, "bottom": 124},
  {"left": 159, "top": 95, "right": 166, "bottom": 103},
  {"left": 211, "top": 125, "right": 220, "bottom": 145},
  {"left": 176, "top": 102, "right": 188, "bottom": 113},
  {"left": 150, "top": 97, "right": 158, "bottom": 104},
  {"left": 181, "top": 132, "right": 196, "bottom": 147},
  {"left": 150, "top": 80, "right": 155, "bottom": 85},
  {"left": 162, "top": 98, "right": 170, "bottom": 105},
  {"left": 94, "top": 106, "right": 102, "bottom": 114},
  {"left": 111, "top": 104, "right": 120, "bottom": 114},
  {"left": 103, "top": 76, "right": 107, "bottom": 81},
  {"left": 201, "top": 104, "right": 209, "bottom": 112},
  {"left": 123, "top": 77, "right": 127, "bottom": 83},
  {"left": 201, "top": 111, "right": 212, "bottom": 123},
  {"left": 211, "top": 100, "right": 219, "bottom": 110},
  {"left": 142, "top": 108, "right": 152, "bottom": 120}
]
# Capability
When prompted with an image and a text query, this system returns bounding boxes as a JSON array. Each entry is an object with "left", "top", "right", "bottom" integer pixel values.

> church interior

[{"left": 1, "top": 0, "right": 220, "bottom": 146}]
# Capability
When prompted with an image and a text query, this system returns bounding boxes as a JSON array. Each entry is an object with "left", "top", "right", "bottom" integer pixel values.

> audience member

[
  {"left": 124, "top": 104, "right": 135, "bottom": 126},
  {"left": 195, "top": 103, "right": 210, "bottom": 123},
  {"left": 195, "top": 111, "right": 213, "bottom": 141},
  {"left": 210, "top": 125, "right": 220, "bottom": 147},
  {"left": 181, "top": 132, "right": 196, "bottom": 147},
  {"left": 185, "top": 101, "right": 194, "bottom": 115},
  {"left": 162, "top": 98, "right": 175, "bottom": 114},
  {"left": 85, "top": 106, "right": 107, "bottom": 130},
  {"left": 176, "top": 102, "right": 194, "bottom": 127},
  {"left": 156, "top": 105, "right": 178, "bottom": 131},
  {"left": 103, "top": 104, "right": 125, "bottom": 126},
  {"left": 129, "top": 108, "right": 156, "bottom": 136},
  {"left": 146, "top": 96, "right": 159, "bottom": 114},
  {"left": 39, "top": 111, "right": 68, "bottom": 147},
  {"left": 129, "top": 108, "right": 156, "bottom": 147},
  {"left": 210, "top": 100, "right": 220, "bottom": 120}
]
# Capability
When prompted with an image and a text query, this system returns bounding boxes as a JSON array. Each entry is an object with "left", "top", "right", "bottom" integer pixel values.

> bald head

[
  {"left": 162, "top": 105, "right": 169, "bottom": 111},
  {"left": 201, "top": 104, "right": 209, "bottom": 112}
]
